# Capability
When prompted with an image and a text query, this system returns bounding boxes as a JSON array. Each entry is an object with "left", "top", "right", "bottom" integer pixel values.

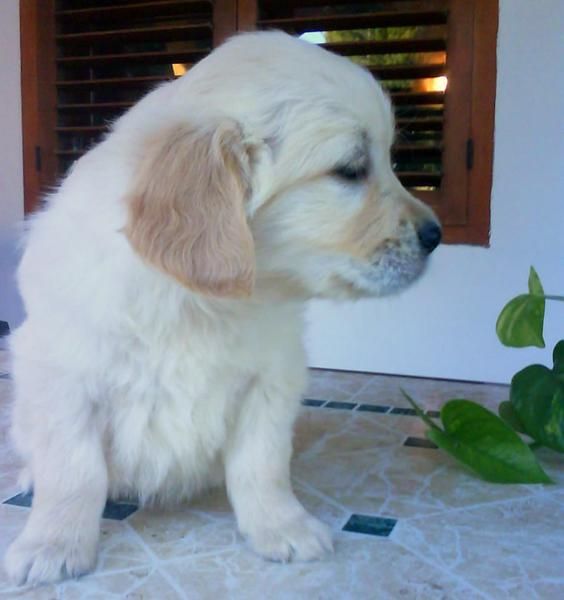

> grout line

[
  {"left": 347, "top": 377, "right": 378, "bottom": 403},
  {"left": 293, "top": 475, "right": 353, "bottom": 520},
  {"left": 123, "top": 521, "right": 161, "bottom": 566},
  {"left": 122, "top": 521, "right": 187, "bottom": 599},
  {"left": 157, "top": 566, "right": 189, "bottom": 600}
]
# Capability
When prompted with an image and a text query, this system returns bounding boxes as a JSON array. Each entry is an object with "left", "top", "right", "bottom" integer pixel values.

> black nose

[{"left": 417, "top": 221, "right": 442, "bottom": 253}]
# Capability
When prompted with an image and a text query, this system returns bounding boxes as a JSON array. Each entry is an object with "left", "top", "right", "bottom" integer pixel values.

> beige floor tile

[
  {"left": 547, "top": 486, "right": 564, "bottom": 502},
  {"left": 533, "top": 447, "right": 564, "bottom": 485},
  {"left": 127, "top": 504, "right": 239, "bottom": 563},
  {"left": 296, "top": 444, "right": 537, "bottom": 519},
  {"left": 0, "top": 365, "right": 560, "bottom": 599},
  {"left": 0, "top": 351, "right": 10, "bottom": 375},
  {"left": 59, "top": 567, "right": 182, "bottom": 599},
  {"left": 351, "top": 374, "right": 510, "bottom": 411},
  {"left": 162, "top": 536, "right": 487, "bottom": 600},
  {"left": 0, "top": 380, "right": 12, "bottom": 408},
  {"left": 392, "top": 494, "right": 564, "bottom": 599},
  {"left": 294, "top": 409, "right": 536, "bottom": 519},
  {"left": 96, "top": 522, "right": 154, "bottom": 573},
  {"left": 305, "top": 369, "right": 374, "bottom": 402},
  {"left": 293, "top": 409, "right": 403, "bottom": 457},
  {"left": 0, "top": 585, "right": 59, "bottom": 599}
]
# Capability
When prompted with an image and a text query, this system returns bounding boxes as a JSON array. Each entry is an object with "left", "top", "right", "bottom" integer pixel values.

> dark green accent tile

[
  {"left": 404, "top": 436, "right": 438, "bottom": 449},
  {"left": 356, "top": 404, "right": 390, "bottom": 413},
  {"left": 325, "top": 401, "right": 357, "bottom": 410},
  {"left": 390, "top": 407, "right": 417, "bottom": 416},
  {"left": 302, "top": 399, "right": 326, "bottom": 407},
  {"left": 343, "top": 514, "right": 397, "bottom": 537},
  {"left": 4, "top": 492, "right": 32, "bottom": 508},
  {"left": 102, "top": 500, "right": 139, "bottom": 520}
]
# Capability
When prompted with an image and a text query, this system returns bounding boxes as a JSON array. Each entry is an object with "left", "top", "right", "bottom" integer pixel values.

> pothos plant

[{"left": 404, "top": 267, "right": 563, "bottom": 484}]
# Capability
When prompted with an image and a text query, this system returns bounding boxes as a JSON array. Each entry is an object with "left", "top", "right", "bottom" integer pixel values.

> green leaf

[
  {"left": 528, "top": 266, "right": 544, "bottom": 296},
  {"left": 510, "top": 361, "right": 564, "bottom": 453},
  {"left": 427, "top": 399, "right": 552, "bottom": 484},
  {"left": 553, "top": 340, "right": 564, "bottom": 376},
  {"left": 496, "top": 294, "right": 546, "bottom": 348},
  {"left": 498, "top": 400, "right": 527, "bottom": 433}
]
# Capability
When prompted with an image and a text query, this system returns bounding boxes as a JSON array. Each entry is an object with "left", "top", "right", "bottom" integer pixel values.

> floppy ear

[{"left": 124, "top": 120, "right": 255, "bottom": 297}]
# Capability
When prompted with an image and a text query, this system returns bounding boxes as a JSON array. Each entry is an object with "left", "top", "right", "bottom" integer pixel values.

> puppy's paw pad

[
  {"left": 5, "top": 533, "right": 97, "bottom": 586},
  {"left": 247, "top": 513, "right": 333, "bottom": 562}
]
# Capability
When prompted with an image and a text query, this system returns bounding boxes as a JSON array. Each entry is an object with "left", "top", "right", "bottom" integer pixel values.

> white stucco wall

[
  {"left": 0, "top": 0, "right": 562, "bottom": 382},
  {"left": 306, "top": 0, "right": 564, "bottom": 383},
  {"left": 0, "top": 0, "right": 24, "bottom": 329}
]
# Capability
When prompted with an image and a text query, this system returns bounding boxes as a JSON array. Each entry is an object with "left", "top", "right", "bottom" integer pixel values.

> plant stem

[
  {"left": 544, "top": 295, "right": 564, "bottom": 302},
  {"left": 400, "top": 389, "right": 442, "bottom": 431}
]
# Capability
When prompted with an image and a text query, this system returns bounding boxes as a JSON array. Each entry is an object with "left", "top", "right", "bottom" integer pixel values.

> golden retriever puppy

[{"left": 5, "top": 31, "right": 441, "bottom": 585}]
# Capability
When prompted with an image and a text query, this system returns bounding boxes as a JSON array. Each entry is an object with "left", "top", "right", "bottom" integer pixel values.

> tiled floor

[{"left": 0, "top": 350, "right": 562, "bottom": 599}]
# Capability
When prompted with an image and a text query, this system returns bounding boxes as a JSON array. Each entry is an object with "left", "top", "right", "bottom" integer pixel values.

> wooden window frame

[{"left": 20, "top": 0, "right": 497, "bottom": 245}]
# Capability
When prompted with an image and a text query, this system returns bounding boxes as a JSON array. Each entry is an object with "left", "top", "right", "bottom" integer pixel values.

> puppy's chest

[
  {"left": 105, "top": 345, "right": 255, "bottom": 468},
  {"left": 106, "top": 303, "right": 301, "bottom": 412}
]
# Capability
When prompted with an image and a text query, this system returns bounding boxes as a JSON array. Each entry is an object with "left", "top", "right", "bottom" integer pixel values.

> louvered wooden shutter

[
  {"left": 21, "top": 0, "right": 496, "bottom": 244},
  {"left": 53, "top": 0, "right": 237, "bottom": 176}
]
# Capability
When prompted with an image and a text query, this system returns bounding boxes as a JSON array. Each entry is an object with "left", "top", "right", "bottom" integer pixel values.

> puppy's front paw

[
  {"left": 5, "top": 530, "right": 98, "bottom": 586},
  {"left": 245, "top": 511, "right": 333, "bottom": 562}
]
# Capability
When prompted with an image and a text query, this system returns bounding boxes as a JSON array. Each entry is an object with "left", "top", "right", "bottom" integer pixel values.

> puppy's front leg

[
  {"left": 5, "top": 377, "right": 107, "bottom": 585},
  {"left": 225, "top": 382, "right": 333, "bottom": 562}
]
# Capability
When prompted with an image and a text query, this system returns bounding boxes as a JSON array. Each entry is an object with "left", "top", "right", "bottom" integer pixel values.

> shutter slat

[
  {"left": 57, "top": 23, "right": 212, "bottom": 46},
  {"left": 369, "top": 63, "right": 445, "bottom": 80},
  {"left": 56, "top": 150, "right": 87, "bottom": 158},
  {"left": 391, "top": 92, "right": 445, "bottom": 106},
  {"left": 56, "top": 1, "right": 212, "bottom": 23},
  {"left": 321, "top": 38, "right": 447, "bottom": 56},
  {"left": 55, "top": 0, "right": 215, "bottom": 174},
  {"left": 58, "top": 102, "right": 134, "bottom": 111},
  {"left": 397, "top": 172, "right": 443, "bottom": 187},
  {"left": 57, "top": 126, "right": 108, "bottom": 133},
  {"left": 258, "top": 10, "right": 448, "bottom": 33},
  {"left": 396, "top": 117, "right": 443, "bottom": 131},
  {"left": 57, "top": 49, "right": 207, "bottom": 66},
  {"left": 393, "top": 144, "right": 443, "bottom": 159},
  {"left": 57, "top": 76, "right": 172, "bottom": 90}
]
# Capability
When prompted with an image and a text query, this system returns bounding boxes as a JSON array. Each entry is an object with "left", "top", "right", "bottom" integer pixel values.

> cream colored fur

[{"left": 5, "top": 31, "right": 439, "bottom": 585}]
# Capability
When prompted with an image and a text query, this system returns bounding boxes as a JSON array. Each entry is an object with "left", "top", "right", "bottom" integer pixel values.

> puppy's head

[{"left": 125, "top": 32, "right": 441, "bottom": 300}]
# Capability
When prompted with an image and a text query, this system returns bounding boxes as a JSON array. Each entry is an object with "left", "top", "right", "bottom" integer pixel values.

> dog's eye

[{"left": 333, "top": 164, "right": 369, "bottom": 183}]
